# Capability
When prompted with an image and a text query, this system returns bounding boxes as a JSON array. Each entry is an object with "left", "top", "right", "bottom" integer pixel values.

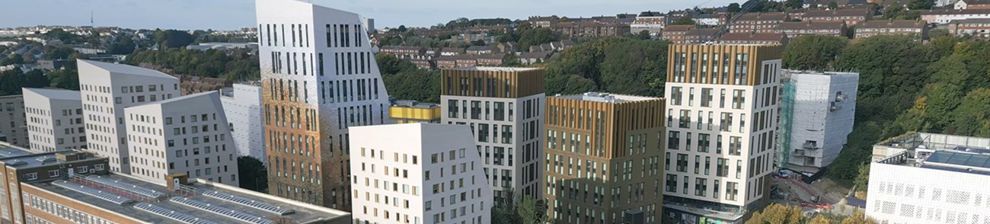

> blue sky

[{"left": 1, "top": 0, "right": 744, "bottom": 30}]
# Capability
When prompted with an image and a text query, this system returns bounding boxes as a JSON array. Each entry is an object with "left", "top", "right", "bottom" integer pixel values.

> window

[
  {"left": 667, "top": 131, "right": 680, "bottom": 150},
  {"left": 671, "top": 87, "right": 683, "bottom": 105}
]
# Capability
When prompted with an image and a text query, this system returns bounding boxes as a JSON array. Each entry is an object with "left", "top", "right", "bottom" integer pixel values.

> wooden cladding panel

[
  {"left": 545, "top": 96, "right": 665, "bottom": 159},
  {"left": 441, "top": 68, "right": 545, "bottom": 98},
  {"left": 666, "top": 44, "right": 782, "bottom": 86}
]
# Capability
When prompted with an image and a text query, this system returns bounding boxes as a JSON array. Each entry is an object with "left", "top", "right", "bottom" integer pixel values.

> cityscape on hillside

[{"left": 0, "top": 0, "right": 989, "bottom": 223}]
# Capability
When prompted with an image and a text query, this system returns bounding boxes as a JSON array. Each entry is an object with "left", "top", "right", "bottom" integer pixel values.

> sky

[{"left": 1, "top": 0, "right": 745, "bottom": 30}]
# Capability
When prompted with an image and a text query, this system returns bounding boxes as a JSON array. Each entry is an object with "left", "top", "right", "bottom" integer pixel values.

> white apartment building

[
  {"left": 78, "top": 59, "right": 180, "bottom": 174},
  {"left": 663, "top": 44, "right": 782, "bottom": 223},
  {"left": 123, "top": 91, "right": 239, "bottom": 186},
  {"left": 256, "top": 0, "right": 392, "bottom": 209},
  {"left": 778, "top": 71, "right": 858, "bottom": 173},
  {"left": 0, "top": 95, "right": 28, "bottom": 147},
  {"left": 220, "top": 83, "right": 266, "bottom": 164},
  {"left": 350, "top": 123, "right": 492, "bottom": 224},
  {"left": 23, "top": 88, "right": 85, "bottom": 153},
  {"left": 440, "top": 67, "right": 545, "bottom": 205},
  {"left": 867, "top": 132, "right": 990, "bottom": 224}
]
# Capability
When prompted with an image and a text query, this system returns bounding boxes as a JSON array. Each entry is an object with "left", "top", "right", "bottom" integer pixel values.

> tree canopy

[
  {"left": 782, "top": 35, "right": 848, "bottom": 70},
  {"left": 545, "top": 37, "right": 668, "bottom": 96}
]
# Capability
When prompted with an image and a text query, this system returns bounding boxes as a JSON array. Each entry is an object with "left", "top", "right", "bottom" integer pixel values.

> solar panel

[
  {"left": 170, "top": 197, "right": 275, "bottom": 224},
  {"left": 926, "top": 150, "right": 990, "bottom": 169},
  {"left": 134, "top": 202, "right": 218, "bottom": 224},
  {"left": 85, "top": 175, "right": 165, "bottom": 198},
  {"left": 53, "top": 180, "right": 133, "bottom": 205},
  {"left": 202, "top": 190, "right": 294, "bottom": 215}
]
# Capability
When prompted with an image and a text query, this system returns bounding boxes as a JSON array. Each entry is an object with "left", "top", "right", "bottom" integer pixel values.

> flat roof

[
  {"left": 556, "top": 92, "right": 659, "bottom": 103},
  {"left": 23, "top": 88, "right": 80, "bottom": 101},
  {"left": 28, "top": 174, "right": 349, "bottom": 224},
  {"left": 78, "top": 59, "right": 177, "bottom": 80},
  {"left": 446, "top": 66, "right": 543, "bottom": 72},
  {"left": 0, "top": 143, "right": 33, "bottom": 159}
]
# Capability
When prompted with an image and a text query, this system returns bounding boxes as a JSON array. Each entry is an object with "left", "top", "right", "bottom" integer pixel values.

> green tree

[
  {"left": 809, "top": 215, "right": 833, "bottom": 224},
  {"left": 516, "top": 198, "right": 544, "bottom": 224},
  {"left": 376, "top": 54, "right": 440, "bottom": 103},
  {"left": 515, "top": 27, "right": 560, "bottom": 51},
  {"left": 951, "top": 88, "right": 990, "bottom": 137},
  {"left": 728, "top": 3, "right": 742, "bottom": 12},
  {"left": 48, "top": 69, "right": 80, "bottom": 90},
  {"left": 841, "top": 210, "right": 876, "bottom": 224},
  {"left": 828, "top": 1, "right": 839, "bottom": 9},
  {"left": 853, "top": 164, "right": 870, "bottom": 192},
  {"left": 908, "top": 0, "right": 934, "bottom": 9},
  {"left": 237, "top": 156, "right": 268, "bottom": 193},
  {"left": 782, "top": 35, "right": 848, "bottom": 70},
  {"left": 671, "top": 17, "right": 696, "bottom": 25},
  {"left": 636, "top": 30, "right": 652, "bottom": 40},
  {"left": 745, "top": 204, "right": 803, "bottom": 224},
  {"left": 785, "top": 0, "right": 805, "bottom": 9},
  {"left": 154, "top": 29, "right": 195, "bottom": 49},
  {"left": 545, "top": 37, "right": 668, "bottom": 96}
]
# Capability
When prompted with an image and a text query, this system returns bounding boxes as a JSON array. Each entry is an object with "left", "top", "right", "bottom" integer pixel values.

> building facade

[
  {"left": 0, "top": 95, "right": 27, "bottom": 148},
  {"left": 777, "top": 71, "right": 858, "bottom": 173},
  {"left": 920, "top": 9, "right": 990, "bottom": 24},
  {"left": 948, "top": 18, "right": 990, "bottom": 38},
  {"left": 543, "top": 92, "right": 666, "bottom": 224},
  {"left": 728, "top": 13, "right": 787, "bottom": 33},
  {"left": 802, "top": 8, "right": 873, "bottom": 26},
  {"left": 23, "top": 88, "right": 85, "bottom": 153},
  {"left": 123, "top": 91, "right": 239, "bottom": 186},
  {"left": 78, "top": 59, "right": 181, "bottom": 174},
  {"left": 220, "top": 83, "right": 267, "bottom": 163},
  {"left": 854, "top": 20, "right": 928, "bottom": 39},
  {"left": 440, "top": 67, "right": 545, "bottom": 205},
  {"left": 390, "top": 100, "right": 441, "bottom": 123},
  {"left": 777, "top": 21, "right": 848, "bottom": 38},
  {"left": 867, "top": 132, "right": 990, "bottom": 224},
  {"left": 0, "top": 150, "right": 111, "bottom": 223},
  {"left": 256, "top": 0, "right": 392, "bottom": 210},
  {"left": 663, "top": 44, "right": 782, "bottom": 223},
  {"left": 350, "top": 123, "right": 492, "bottom": 224}
]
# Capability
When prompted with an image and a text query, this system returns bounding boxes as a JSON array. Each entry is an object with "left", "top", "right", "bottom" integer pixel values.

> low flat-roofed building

[
  {"left": 18, "top": 172, "right": 351, "bottom": 224},
  {"left": 389, "top": 99, "right": 441, "bottom": 123},
  {"left": 631, "top": 12, "right": 666, "bottom": 36},
  {"left": 866, "top": 132, "right": 990, "bottom": 224},
  {"left": 854, "top": 20, "right": 928, "bottom": 39},
  {"left": 0, "top": 95, "right": 28, "bottom": 148}
]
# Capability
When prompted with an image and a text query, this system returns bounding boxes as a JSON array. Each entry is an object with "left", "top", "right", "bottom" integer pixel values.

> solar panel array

[
  {"left": 52, "top": 180, "right": 133, "bottom": 205},
  {"left": 202, "top": 190, "right": 294, "bottom": 215},
  {"left": 170, "top": 197, "right": 275, "bottom": 224},
  {"left": 134, "top": 202, "right": 218, "bottom": 224},
  {"left": 85, "top": 176, "right": 165, "bottom": 198},
  {"left": 926, "top": 150, "right": 990, "bottom": 169}
]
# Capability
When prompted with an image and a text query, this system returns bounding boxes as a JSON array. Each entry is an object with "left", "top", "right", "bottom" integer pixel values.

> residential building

[
  {"left": 718, "top": 33, "right": 788, "bottom": 45},
  {"left": 476, "top": 54, "right": 506, "bottom": 67},
  {"left": 0, "top": 149, "right": 110, "bottom": 223},
  {"left": 466, "top": 46, "right": 495, "bottom": 55},
  {"left": 349, "top": 123, "right": 492, "bottom": 224},
  {"left": 728, "top": 12, "right": 788, "bottom": 33},
  {"left": 544, "top": 92, "right": 666, "bottom": 224},
  {"left": 663, "top": 44, "right": 783, "bottom": 223},
  {"left": 631, "top": 12, "right": 666, "bottom": 36},
  {"left": 124, "top": 91, "right": 239, "bottom": 186},
  {"left": 803, "top": 0, "right": 869, "bottom": 8},
  {"left": 777, "top": 21, "right": 848, "bottom": 38},
  {"left": 552, "top": 20, "right": 631, "bottom": 38},
  {"left": 866, "top": 132, "right": 990, "bottom": 224},
  {"left": 440, "top": 47, "right": 463, "bottom": 56},
  {"left": 410, "top": 59, "right": 433, "bottom": 70},
  {"left": 518, "top": 51, "right": 552, "bottom": 65},
  {"left": 694, "top": 14, "right": 729, "bottom": 26},
  {"left": 683, "top": 28, "right": 720, "bottom": 44},
  {"left": 390, "top": 99, "right": 441, "bottom": 123},
  {"left": 921, "top": 9, "right": 990, "bottom": 24},
  {"left": 23, "top": 88, "right": 85, "bottom": 153},
  {"left": 854, "top": 20, "right": 928, "bottom": 39},
  {"left": 948, "top": 18, "right": 990, "bottom": 38},
  {"left": 0, "top": 95, "right": 27, "bottom": 148},
  {"left": 440, "top": 67, "right": 545, "bottom": 205},
  {"left": 378, "top": 46, "right": 425, "bottom": 59},
  {"left": 14, "top": 171, "right": 350, "bottom": 223},
  {"left": 220, "top": 83, "right": 266, "bottom": 163},
  {"left": 802, "top": 8, "right": 873, "bottom": 26},
  {"left": 78, "top": 59, "right": 181, "bottom": 174},
  {"left": 436, "top": 56, "right": 461, "bottom": 69},
  {"left": 955, "top": 0, "right": 990, "bottom": 9},
  {"left": 661, "top": 25, "right": 696, "bottom": 43},
  {"left": 256, "top": 0, "right": 392, "bottom": 210},
  {"left": 777, "top": 71, "right": 858, "bottom": 174}
]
